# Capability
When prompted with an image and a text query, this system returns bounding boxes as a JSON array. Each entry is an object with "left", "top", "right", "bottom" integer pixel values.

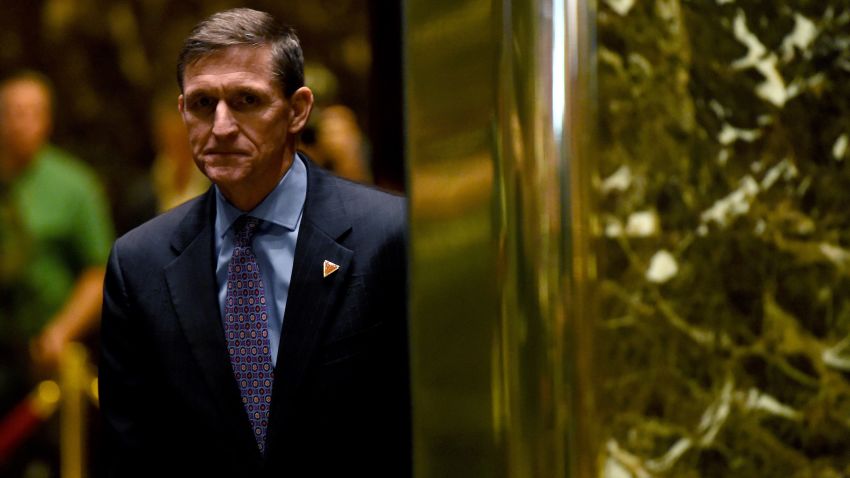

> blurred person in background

[
  {"left": 299, "top": 63, "right": 372, "bottom": 183},
  {"left": 300, "top": 104, "right": 372, "bottom": 183},
  {"left": 0, "top": 70, "right": 114, "bottom": 475},
  {"left": 150, "top": 90, "right": 209, "bottom": 213}
]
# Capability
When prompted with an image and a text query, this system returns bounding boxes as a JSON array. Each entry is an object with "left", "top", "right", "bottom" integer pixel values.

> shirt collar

[{"left": 214, "top": 153, "right": 307, "bottom": 237}]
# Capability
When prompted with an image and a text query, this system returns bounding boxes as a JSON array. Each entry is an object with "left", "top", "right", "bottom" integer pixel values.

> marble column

[{"left": 598, "top": 0, "right": 850, "bottom": 475}]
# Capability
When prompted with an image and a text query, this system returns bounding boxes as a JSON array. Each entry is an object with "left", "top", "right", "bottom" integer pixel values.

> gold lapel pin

[{"left": 323, "top": 260, "right": 340, "bottom": 278}]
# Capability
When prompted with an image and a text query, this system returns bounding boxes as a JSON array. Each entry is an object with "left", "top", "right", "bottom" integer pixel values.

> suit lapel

[
  {"left": 163, "top": 191, "right": 260, "bottom": 461},
  {"left": 266, "top": 157, "right": 353, "bottom": 451},
  {"left": 274, "top": 221, "right": 352, "bottom": 387}
]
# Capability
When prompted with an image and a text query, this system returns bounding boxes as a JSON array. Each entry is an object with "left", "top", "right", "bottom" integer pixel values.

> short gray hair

[{"left": 177, "top": 8, "right": 304, "bottom": 97}]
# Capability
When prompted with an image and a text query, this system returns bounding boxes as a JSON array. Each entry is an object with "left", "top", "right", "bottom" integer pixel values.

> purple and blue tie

[{"left": 224, "top": 216, "right": 274, "bottom": 454}]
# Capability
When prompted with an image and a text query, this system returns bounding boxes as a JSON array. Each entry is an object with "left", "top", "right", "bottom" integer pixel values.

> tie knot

[{"left": 233, "top": 216, "right": 261, "bottom": 247}]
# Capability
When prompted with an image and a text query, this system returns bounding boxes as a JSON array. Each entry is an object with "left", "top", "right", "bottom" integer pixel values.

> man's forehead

[
  {"left": 183, "top": 71, "right": 272, "bottom": 94},
  {"left": 184, "top": 44, "right": 274, "bottom": 83}
]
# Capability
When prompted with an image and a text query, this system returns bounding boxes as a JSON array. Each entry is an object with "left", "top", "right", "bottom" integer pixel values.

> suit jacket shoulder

[
  {"left": 300, "top": 163, "right": 406, "bottom": 249},
  {"left": 113, "top": 189, "right": 213, "bottom": 260}
]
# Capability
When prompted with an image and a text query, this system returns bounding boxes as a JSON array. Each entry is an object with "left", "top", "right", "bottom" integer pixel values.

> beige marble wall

[{"left": 598, "top": 1, "right": 850, "bottom": 475}]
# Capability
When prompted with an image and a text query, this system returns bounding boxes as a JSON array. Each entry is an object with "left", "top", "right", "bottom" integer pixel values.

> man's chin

[{"left": 199, "top": 166, "right": 248, "bottom": 189}]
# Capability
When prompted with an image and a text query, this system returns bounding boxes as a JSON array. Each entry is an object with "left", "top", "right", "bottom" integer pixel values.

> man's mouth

[{"left": 203, "top": 150, "right": 250, "bottom": 157}]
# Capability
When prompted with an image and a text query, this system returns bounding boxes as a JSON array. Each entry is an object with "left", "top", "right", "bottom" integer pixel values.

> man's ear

[
  {"left": 287, "top": 87, "right": 314, "bottom": 134},
  {"left": 177, "top": 94, "right": 185, "bottom": 114}
]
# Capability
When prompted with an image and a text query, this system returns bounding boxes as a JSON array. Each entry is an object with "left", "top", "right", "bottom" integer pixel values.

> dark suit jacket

[{"left": 99, "top": 158, "right": 410, "bottom": 477}]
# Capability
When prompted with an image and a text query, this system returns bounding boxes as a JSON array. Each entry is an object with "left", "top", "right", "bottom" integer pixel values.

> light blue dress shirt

[{"left": 214, "top": 154, "right": 307, "bottom": 366}]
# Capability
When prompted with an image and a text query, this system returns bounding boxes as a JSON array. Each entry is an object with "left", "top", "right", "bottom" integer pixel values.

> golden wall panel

[{"left": 406, "top": 0, "right": 596, "bottom": 476}]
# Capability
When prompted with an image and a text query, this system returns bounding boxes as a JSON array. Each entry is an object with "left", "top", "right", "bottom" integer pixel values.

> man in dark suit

[{"left": 99, "top": 8, "right": 409, "bottom": 477}]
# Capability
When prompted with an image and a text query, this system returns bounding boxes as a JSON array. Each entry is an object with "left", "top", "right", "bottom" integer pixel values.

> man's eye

[
  {"left": 236, "top": 94, "right": 259, "bottom": 107},
  {"left": 191, "top": 97, "right": 215, "bottom": 110}
]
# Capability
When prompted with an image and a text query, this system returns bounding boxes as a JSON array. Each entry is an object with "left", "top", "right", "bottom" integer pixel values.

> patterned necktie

[{"left": 224, "top": 216, "right": 275, "bottom": 454}]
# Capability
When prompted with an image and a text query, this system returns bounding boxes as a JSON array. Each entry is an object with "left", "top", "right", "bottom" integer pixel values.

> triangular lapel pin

[{"left": 323, "top": 260, "right": 340, "bottom": 278}]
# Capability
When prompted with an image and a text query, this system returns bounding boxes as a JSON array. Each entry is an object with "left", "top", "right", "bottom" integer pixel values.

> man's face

[
  {"left": 179, "top": 45, "right": 295, "bottom": 203},
  {"left": 0, "top": 79, "right": 52, "bottom": 167}
]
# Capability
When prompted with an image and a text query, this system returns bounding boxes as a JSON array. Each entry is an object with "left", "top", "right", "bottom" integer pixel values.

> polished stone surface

[{"left": 598, "top": 0, "right": 850, "bottom": 475}]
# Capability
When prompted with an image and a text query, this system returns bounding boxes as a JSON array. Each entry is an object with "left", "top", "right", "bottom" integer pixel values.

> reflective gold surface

[
  {"left": 406, "top": 0, "right": 596, "bottom": 476},
  {"left": 407, "top": 2, "right": 502, "bottom": 475}
]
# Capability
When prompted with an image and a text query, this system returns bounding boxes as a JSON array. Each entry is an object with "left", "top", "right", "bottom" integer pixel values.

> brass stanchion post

[{"left": 59, "top": 343, "right": 87, "bottom": 478}]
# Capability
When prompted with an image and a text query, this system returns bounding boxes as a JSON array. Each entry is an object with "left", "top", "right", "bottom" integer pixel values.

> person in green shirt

[{"left": 0, "top": 71, "right": 114, "bottom": 412}]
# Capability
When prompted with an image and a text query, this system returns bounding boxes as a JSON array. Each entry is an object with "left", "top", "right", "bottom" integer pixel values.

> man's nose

[{"left": 212, "top": 101, "right": 238, "bottom": 137}]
